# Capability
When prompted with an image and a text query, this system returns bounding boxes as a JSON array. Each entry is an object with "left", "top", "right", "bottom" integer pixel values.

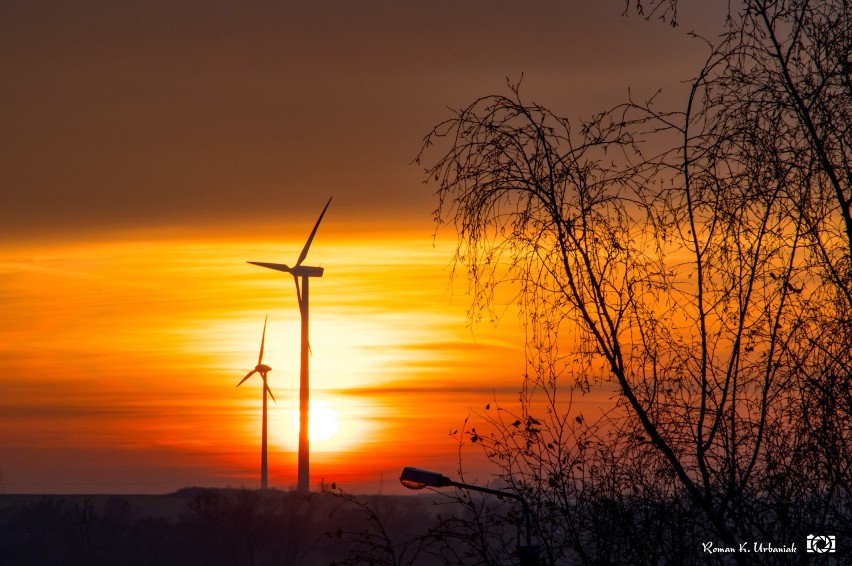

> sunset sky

[{"left": 1, "top": 1, "right": 724, "bottom": 494}]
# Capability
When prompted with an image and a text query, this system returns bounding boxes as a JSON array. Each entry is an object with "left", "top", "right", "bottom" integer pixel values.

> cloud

[{"left": 1, "top": 1, "right": 710, "bottom": 240}]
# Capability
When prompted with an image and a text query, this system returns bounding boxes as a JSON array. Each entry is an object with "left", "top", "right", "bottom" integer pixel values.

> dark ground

[{"left": 0, "top": 488, "right": 450, "bottom": 565}]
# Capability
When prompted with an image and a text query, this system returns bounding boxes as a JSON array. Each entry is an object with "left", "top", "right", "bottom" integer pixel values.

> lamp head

[{"left": 399, "top": 467, "right": 452, "bottom": 490}]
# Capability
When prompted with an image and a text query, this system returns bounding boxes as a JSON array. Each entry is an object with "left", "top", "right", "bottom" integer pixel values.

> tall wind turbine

[
  {"left": 248, "top": 197, "right": 331, "bottom": 495},
  {"left": 237, "top": 315, "right": 276, "bottom": 490}
]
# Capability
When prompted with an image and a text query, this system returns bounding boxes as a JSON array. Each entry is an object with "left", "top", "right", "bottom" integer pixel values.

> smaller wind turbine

[{"left": 237, "top": 316, "right": 276, "bottom": 490}]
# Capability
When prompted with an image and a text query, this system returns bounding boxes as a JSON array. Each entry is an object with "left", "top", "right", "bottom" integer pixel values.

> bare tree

[{"left": 416, "top": 0, "right": 851, "bottom": 560}]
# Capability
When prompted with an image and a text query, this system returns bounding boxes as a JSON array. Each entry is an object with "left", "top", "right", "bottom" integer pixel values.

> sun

[
  {"left": 293, "top": 400, "right": 339, "bottom": 442},
  {"left": 269, "top": 394, "right": 374, "bottom": 454}
]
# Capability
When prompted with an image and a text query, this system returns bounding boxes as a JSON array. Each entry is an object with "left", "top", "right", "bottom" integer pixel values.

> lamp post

[{"left": 399, "top": 467, "right": 540, "bottom": 566}]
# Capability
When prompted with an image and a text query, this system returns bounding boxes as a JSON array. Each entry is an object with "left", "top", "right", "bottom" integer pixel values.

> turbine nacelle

[
  {"left": 256, "top": 363, "right": 272, "bottom": 373},
  {"left": 247, "top": 262, "right": 325, "bottom": 278}
]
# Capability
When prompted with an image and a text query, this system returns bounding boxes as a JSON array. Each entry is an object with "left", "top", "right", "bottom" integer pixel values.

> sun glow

[
  {"left": 265, "top": 394, "right": 378, "bottom": 455},
  {"left": 295, "top": 400, "right": 339, "bottom": 442}
]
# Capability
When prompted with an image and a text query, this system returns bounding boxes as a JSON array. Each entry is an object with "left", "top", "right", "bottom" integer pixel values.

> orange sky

[
  {"left": 0, "top": 227, "right": 536, "bottom": 492},
  {"left": 1, "top": 218, "right": 621, "bottom": 493},
  {"left": 0, "top": 2, "right": 726, "bottom": 493}
]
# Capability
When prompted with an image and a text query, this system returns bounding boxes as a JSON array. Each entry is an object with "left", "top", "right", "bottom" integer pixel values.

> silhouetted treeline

[
  {"left": 4, "top": 484, "right": 845, "bottom": 565},
  {"left": 0, "top": 488, "right": 455, "bottom": 566},
  {"left": 0, "top": 488, "right": 387, "bottom": 565}
]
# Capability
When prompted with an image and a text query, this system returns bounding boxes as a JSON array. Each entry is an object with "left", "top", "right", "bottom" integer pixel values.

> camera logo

[{"left": 806, "top": 535, "right": 836, "bottom": 553}]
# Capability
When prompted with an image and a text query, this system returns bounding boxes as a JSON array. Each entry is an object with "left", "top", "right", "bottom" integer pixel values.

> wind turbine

[
  {"left": 248, "top": 197, "right": 331, "bottom": 495},
  {"left": 237, "top": 315, "right": 276, "bottom": 490}
]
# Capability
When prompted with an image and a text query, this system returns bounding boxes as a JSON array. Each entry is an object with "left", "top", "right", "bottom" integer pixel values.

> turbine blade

[
  {"left": 237, "top": 369, "right": 256, "bottom": 387},
  {"left": 259, "top": 315, "right": 267, "bottom": 365},
  {"left": 293, "top": 275, "right": 304, "bottom": 316},
  {"left": 264, "top": 381, "right": 276, "bottom": 403},
  {"left": 295, "top": 197, "right": 332, "bottom": 267},
  {"left": 248, "top": 261, "right": 292, "bottom": 273}
]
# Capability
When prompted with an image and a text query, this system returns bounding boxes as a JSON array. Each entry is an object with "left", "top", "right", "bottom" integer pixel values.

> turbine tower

[
  {"left": 248, "top": 197, "right": 331, "bottom": 495},
  {"left": 237, "top": 315, "right": 276, "bottom": 490}
]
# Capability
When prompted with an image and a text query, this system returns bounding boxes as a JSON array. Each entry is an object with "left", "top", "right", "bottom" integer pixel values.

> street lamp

[{"left": 399, "top": 467, "right": 540, "bottom": 566}]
